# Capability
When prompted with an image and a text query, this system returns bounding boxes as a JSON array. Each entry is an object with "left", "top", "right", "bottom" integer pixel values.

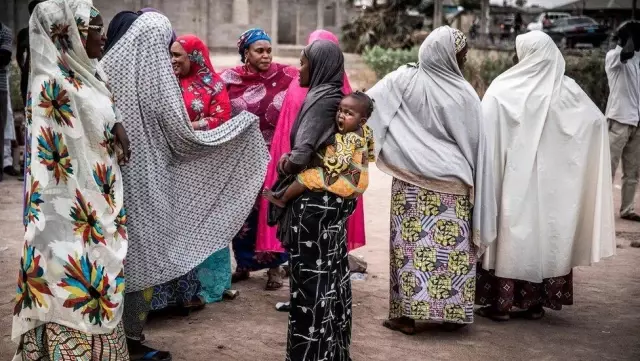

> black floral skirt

[{"left": 285, "top": 191, "right": 355, "bottom": 361}]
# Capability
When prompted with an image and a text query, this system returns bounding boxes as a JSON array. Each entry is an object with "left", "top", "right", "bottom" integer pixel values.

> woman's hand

[
  {"left": 111, "top": 123, "right": 131, "bottom": 165},
  {"left": 277, "top": 153, "right": 290, "bottom": 175}
]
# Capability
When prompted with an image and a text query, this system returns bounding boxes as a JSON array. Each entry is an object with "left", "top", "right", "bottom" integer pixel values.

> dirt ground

[
  {"left": 1, "top": 57, "right": 640, "bottom": 360},
  {"left": 1, "top": 164, "right": 640, "bottom": 361}
]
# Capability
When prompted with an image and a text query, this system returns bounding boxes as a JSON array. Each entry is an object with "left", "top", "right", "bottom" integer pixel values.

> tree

[
  {"left": 342, "top": 0, "right": 427, "bottom": 52},
  {"left": 515, "top": 0, "right": 527, "bottom": 7}
]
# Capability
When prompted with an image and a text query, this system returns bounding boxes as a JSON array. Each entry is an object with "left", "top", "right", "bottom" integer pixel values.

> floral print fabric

[
  {"left": 286, "top": 191, "right": 355, "bottom": 361},
  {"left": 475, "top": 268, "right": 573, "bottom": 312},
  {"left": 12, "top": 0, "right": 127, "bottom": 343},
  {"left": 389, "top": 178, "right": 476, "bottom": 324}
]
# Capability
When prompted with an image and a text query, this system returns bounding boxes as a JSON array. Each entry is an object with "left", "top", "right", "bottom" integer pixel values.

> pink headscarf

[{"left": 255, "top": 29, "right": 367, "bottom": 253}]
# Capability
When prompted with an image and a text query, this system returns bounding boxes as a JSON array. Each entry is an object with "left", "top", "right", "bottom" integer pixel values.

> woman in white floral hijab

[{"left": 12, "top": 0, "right": 131, "bottom": 359}]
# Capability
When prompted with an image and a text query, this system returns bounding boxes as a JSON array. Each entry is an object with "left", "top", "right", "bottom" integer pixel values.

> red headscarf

[{"left": 175, "top": 34, "right": 231, "bottom": 129}]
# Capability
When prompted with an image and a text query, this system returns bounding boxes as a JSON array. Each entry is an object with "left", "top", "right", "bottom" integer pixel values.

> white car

[{"left": 527, "top": 12, "right": 571, "bottom": 31}]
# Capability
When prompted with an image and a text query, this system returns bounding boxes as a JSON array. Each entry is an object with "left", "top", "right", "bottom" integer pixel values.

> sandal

[
  {"left": 440, "top": 323, "right": 467, "bottom": 332},
  {"left": 275, "top": 301, "right": 291, "bottom": 312},
  {"left": 128, "top": 339, "right": 172, "bottom": 361},
  {"left": 382, "top": 318, "right": 416, "bottom": 335},
  {"left": 516, "top": 305, "right": 545, "bottom": 320},
  {"left": 231, "top": 271, "right": 250, "bottom": 283},
  {"left": 475, "top": 306, "right": 510, "bottom": 322},
  {"left": 265, "top": 267, "right": 283, "bottom": 290},
  {"left": 621, "top": 213, "right": 640, "bottom": 222}
]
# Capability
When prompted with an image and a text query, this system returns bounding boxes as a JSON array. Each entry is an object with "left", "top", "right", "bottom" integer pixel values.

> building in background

[
  {"left": 552, "top": 0, "right": 637, "bottom": 27},
  {"left": 1, "top": 0, "right": 359, "bottom": 54}
]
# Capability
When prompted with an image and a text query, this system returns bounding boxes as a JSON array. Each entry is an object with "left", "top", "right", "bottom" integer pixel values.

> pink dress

[{"left": 255, "top": 30, "right": 367, "bottom": 253}]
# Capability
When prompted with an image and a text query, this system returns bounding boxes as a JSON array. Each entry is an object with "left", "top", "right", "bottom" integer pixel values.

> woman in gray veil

[
  {"left": 100, "top": 12, "right": 268, "bottom": 360},
  {"left": 367, "top": 26, "right": 497, "bottom": 334}
]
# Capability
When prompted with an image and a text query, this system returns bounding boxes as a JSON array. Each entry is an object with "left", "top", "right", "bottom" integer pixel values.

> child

[{"left": 263, "top": 91, "right": 375, "bottom": 207}]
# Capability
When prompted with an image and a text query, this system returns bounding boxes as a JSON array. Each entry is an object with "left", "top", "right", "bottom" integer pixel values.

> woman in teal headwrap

[{"left": 221, "top": 28, "right": 297, "bottom": 290}]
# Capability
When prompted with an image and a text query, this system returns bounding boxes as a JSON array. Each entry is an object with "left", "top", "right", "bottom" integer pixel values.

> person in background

[
  {"left": 605, "top": 21, "right": 640, "bottom": 223},
  {"left": 476, "top": 31, "right": 615, "bottom": 322},
  {"left": 368, "top": 26, "right": 497, "bottom": 334},
  {"left": 221, "top": 28, "right": 297, "bottom": 291},
  {"left": 3, "top": 73, "right": 19, "bottom": 179},
  {"left": 17, "top": 1, "right": 44, "bottom": 106},
  {"left": 0, "top": 21, "right": 12, "bottom": 183},
  {"left": 12, "top": 1, "right": 132, "bottom": 359},
  {"left": 101, "top": 12, "right": 268, "bottom": 361}
]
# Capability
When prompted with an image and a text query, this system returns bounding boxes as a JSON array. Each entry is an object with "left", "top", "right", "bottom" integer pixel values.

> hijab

[
  {"left": 288, "top": 39, "right": 345, "bottom": 167},
  {"left": 138, "top": 7, "right": 176, "bottom": 44},
  {"left": 237, "top": 28, "right": 271, "bottom": 63},
  {"left": 367, "top": 26, "right": 497, "bottom": 253},
  {"left": 480, "top": 31, "right": 615, "bottom": 281},
  {"left": 100, "top": 12, "right": 269, "bottom": 292},
  {"left": 175, "top": 34, "right": 228, "bottom": 123},
  {"left": 14, "top": 0, "right": 126, "bottom": 341},
  {"left": 103, "top": 11, "right": 139, "bottom": 55}
]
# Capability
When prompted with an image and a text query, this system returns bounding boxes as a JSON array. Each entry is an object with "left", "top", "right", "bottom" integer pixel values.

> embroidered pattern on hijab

[
  {"left": 452, "top": 28, "right": 467, "bottom": 53},
  {"left": 12, "top": 0, "right": 127, "bottom": 342},
  {"left": 176, "top": 34, "right": 231, "bottom": 127},
  {"left": 100, "top": 12, "right": 269, "bottom": 293}
]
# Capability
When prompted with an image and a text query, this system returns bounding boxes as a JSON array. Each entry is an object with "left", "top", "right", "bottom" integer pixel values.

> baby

[{"left": 264, "top": 91, "right": 375, "bottom": 207}]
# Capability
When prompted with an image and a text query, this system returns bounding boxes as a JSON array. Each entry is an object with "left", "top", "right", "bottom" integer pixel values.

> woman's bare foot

[
  {"left": 262, "top": 189, "right": 286, "bottom": 208},
  {"left": 265, "top": 267, "right": 284, "bottom": 290},
  {"left": 382, "top": 317, "right": 416, "bottom": 335}
]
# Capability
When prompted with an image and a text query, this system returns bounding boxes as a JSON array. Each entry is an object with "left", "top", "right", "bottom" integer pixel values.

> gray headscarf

[
  {"left": 288, "top": 40, "right": 345, "bottom": 168},
  {"left": 367, "top": 26, "right": 497, "bottom": 254}
]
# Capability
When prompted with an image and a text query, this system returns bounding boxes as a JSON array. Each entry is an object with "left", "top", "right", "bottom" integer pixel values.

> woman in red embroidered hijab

[{"left": 171, "top": 34, "right": 231, "bottom": 130}]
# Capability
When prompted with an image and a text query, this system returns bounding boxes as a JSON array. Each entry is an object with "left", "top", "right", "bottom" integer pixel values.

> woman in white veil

[{"left": 476, "top": 31, "right": 615, "bottom": 321}]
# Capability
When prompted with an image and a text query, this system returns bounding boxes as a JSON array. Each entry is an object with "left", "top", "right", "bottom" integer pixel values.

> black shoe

[
  {"left": 621, "top": 213, "right": 640, "bottom": 222},
  {"left": 3, "top": 166, "right": 19, "bottom": 177}
]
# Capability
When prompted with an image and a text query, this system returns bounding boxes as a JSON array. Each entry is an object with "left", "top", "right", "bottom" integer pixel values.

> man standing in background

[
  {"left": 0, "top": 21, "right": 13, "bottom": 183},
  {"left": 17, "top": 1, "right": 43, "bottom": 105},
  {"left": 606, "top": 21, "right": 640, "bottom": 222}
]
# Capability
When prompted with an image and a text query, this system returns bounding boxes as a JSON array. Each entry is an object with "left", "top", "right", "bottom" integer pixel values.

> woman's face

[
  {"left": 298, "top": 51, "right": 310, "bottom": 88},
  {"left": 170, "top": 42, "right": 190, "bottom": 77},
  {"left": 244, "top": 40, "right": 272, "bottom": 72},
  {"left": 456, "top": 44, "right": 468, "bottom": 71},
  {"left": 85, "top": 14, "right": 106, "bottom": 59}
]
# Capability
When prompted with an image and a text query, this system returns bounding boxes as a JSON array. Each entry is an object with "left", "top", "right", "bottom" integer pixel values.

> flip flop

[
  {"left": 382, "top": 319, "right": 416, "bottom": 335},
  {"left": 275, "top": 301, "right": 291, "bottom": 312},
  {"left": 621, "top": 213, "right": 640, "bottom": 222},
  {"left": 137, "top": 351, "right": 172, "bottom": 361},
  {"left": 440, "top": 323, "right": 467, "bottom": 332},
  {"left": 265, "top": 280, "right": 283, "bottom": 290},
  {"left": 475, "top": 306, "right": 510, "bottom": 322},
  {"left": 511, "top": 306, "right": 545, "bottom": 320},
  {"left": 128, "top": 340, "right": 172, "bottom": 361}
]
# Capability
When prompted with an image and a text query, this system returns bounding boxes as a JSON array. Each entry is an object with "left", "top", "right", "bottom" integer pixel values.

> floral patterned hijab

[
  {"left": 175, "top": 34, "right": 230, "bottom": 125},
  {"left": 13, "top": 0, "right": 126, "bottom": 342}
]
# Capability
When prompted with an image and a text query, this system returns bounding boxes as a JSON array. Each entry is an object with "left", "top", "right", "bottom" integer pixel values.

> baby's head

[{"left": 335, "top": 91, "right": 374, "bottom": 134}]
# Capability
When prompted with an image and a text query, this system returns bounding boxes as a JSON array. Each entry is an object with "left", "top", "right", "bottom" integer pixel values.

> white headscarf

[
  {"left": 13, "top": 0, "right": 126, "bottom": 342},
  {"left": 100, "top": 13, "right": 269, "bottom": 292},
  {"left": 367, "top": 26, "right": 497, "bottom": 253},
  {"left": 481, "top": 31, "right": 615, "bottom": 282}
]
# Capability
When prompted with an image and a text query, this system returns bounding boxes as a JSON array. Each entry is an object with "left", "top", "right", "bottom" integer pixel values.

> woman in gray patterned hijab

[{"left": 101, "top": 12, "right": 268, "bottom": 360}]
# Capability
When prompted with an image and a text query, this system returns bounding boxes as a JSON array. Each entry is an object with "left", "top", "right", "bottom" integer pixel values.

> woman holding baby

[{"left": 270, "top": 39, "right": 374, "bottom": 361}]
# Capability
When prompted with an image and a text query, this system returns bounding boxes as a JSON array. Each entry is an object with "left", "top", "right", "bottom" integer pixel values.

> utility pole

[
  {"left": 633, "top": 0, "right": 637, "bottom": 19},
  {"left": 433, "top": 0, "right": 443, "bottom": 28},
  {"left": 481, "top": 0, "right": 490, "bottom": 45}
]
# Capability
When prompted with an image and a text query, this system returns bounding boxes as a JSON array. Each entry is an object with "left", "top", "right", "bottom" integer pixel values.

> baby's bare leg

[{"left": 280, "top": 181, "right": 306, "bottom": 203}]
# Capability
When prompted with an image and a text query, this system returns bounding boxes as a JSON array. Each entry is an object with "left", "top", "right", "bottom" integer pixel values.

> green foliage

[
  {"left": 362, "top": 46, "right": 419, "bottom": 79},
  {"left": 362, "top": 46, "right": 609, "bottom": 111}
]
